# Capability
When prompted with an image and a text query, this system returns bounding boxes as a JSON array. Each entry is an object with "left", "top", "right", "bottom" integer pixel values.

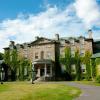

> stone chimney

[
  {"left": 9, "top": 41, "right": 15, "bottom": 49},
  {"left": 10, "top": 41, "right": 15, "bottom": 46},
  {"left": 88, "top": 29, "right": 93, "bottom": 39},
  {"left": 35, "top": 36, "right": 39, "bottom": 40},
  {"left": 55, "top": 34, "right": 59, "bottom": 40}
]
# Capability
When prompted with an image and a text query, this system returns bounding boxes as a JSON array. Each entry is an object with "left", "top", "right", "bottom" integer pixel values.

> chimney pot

[
  {"left": 55, "top": 34, "right": 59, "bottom": 40},
  {"left": 88, "top": 29, "right": 93, "bottom": 39},
  {"left": 35, "top": 36, "right": 39, "bottom": 40}
]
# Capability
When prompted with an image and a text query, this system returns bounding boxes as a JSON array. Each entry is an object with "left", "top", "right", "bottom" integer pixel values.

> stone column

[
  {"left": 44, "top": 64, "right": 47, "bottom": 77},
  {"left": 50, "top": 64, "right": 52, "bottom": 76},
  {"left": 37, "top": 68, "right": 40, "bottom": 77}
]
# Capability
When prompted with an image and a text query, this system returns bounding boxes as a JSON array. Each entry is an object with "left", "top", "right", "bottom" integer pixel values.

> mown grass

[
  {"left": 75, "top": 81, "right": 100, "bottom": 86},
  {"left": 0, "top": 84, "right": 10, "bottom": 92},
  {"left": 0, "top": 82, "right": 81, "bottom": 100}
]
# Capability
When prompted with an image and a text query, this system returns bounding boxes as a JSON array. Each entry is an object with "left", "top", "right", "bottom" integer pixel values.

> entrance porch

[{"left": 32, "top": 59, "right": 54, "bottom": 80}]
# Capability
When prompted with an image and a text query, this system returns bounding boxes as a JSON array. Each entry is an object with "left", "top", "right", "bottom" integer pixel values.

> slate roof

[
  {"left": 91, "top": 53, "right": 100, "bottom": 58},
  {"left": 0, "top": 60, "right": 4, "bottom": 64},
  {"left": 94, "top": 39, "right": 100, "bottom": 42}
]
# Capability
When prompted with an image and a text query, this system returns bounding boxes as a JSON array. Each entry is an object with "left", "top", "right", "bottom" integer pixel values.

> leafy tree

[
  {"left": 4, "top": 50, "right": 10, "bottom": 65},
  {"left": 0, "top": 52, "right": 4, "bottom": 60},
  {"left": 91, "top": 58, "right": 96, "bottom": 78},
  {"left": 4, "top": 48, "right": 19, "bottom": 81},
  {"left": 10, "top": 49, "right": 19, "bottom": 81},
  {"left": 96, "top": 58, "right": 100, "bottom": 65}
]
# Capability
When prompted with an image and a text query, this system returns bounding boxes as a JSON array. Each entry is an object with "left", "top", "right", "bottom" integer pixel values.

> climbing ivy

[
  {"left": 19, "top": 58, "right": 31, "bottom": 81},
  {"left": 83, "top": 51, "right": 92, "bottom": 80},
  {"left": 60, "top": 47, "right": 71, "bottom": 77},
  {"left": 74, "top": 50, "right": 81, "bottom": 81}
]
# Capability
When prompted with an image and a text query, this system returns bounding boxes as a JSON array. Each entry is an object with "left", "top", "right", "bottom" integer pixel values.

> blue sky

[
  {"left": 0, "top": 0, "right": 100, "bottom": 52},
  {"left": 0, "top": 0, "right": 73, "bottom": 21}
]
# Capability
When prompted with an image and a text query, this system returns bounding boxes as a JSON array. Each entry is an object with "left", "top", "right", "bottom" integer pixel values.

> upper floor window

[
  {"left": 24, "top": 53, "right": 28, "bottom": 58},
  {"left": 35, "top": 52, "right": 38, "bottom": 59},
  {"left": 60, "top": 48, "right": 65, "bottom": 57},
  {"left": 47, "top": 51, "right": 51, "bottom": 59},
  {"left": 24, "top": 48, "right": 28, "bottom": 58},
  {"left": 47, "top": 45, "right": 51, "bottom": 48},
  {"left": 81, "top": 64, "right": 86, "bottom": 73},
  {"left": 41, "top": 51, "right": 44, "bottom": 59},
  {"left": 36, "top": 46, "right": 39, "bottom": 49},
  {"left": 71, "top": 46, "right": 75, "bottom": 57},
  {"left": 80, "top": 49, "right": 85, "bottom": 57}
]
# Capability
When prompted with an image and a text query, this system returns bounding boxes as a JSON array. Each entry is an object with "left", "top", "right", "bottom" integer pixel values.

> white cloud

[
  {"left": 74, "top": 0, "right": 100, "bottom": 28},
  {"left": 0, "top": 0, "right": 100, "bottom": 52}
]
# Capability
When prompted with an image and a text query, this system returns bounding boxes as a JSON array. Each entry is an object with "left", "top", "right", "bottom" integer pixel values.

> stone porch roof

[{"left": 33, "top": 59, "right": 53, "bottom": 64}]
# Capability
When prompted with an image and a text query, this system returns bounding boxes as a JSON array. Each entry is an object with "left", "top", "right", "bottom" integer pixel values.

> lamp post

[
  {"left": 32, "top": 64, "right": 36, "bottom": 84},
  {"left": 1, "top": 67, "right": 4, "bottom": 84}
]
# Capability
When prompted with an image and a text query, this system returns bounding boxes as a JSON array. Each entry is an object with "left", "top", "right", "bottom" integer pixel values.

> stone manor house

[{"left": 4, "top": 30, "right": 98, "bottom": 80}]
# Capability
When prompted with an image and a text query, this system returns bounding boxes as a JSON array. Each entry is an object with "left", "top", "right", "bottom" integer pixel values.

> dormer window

[
  {"left": 16, "top": 44, "right": 20, "bottom": 52},
  {"left": 79, "top": 37, "right": 85, "bottom": 45},
  {"left": 70, "top": 38, "right": 75, "bottom": 45},
  {"left": 60, "top": 40, "right": 65, "bottom": 45}
]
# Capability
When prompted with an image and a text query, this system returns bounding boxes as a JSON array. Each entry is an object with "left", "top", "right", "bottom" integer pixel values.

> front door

[{"left": 40, "top": 68, "right": 44, "bottom": 76}]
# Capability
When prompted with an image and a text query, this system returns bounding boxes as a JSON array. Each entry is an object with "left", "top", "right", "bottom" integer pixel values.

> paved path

[{"left": 66, "top": 82, "right": 100, "bottom": 100}]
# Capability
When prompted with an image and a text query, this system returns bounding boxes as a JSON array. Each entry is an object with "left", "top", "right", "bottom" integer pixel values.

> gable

[{"left": 30, "top": 38, "right": 54, "bottom": 46}]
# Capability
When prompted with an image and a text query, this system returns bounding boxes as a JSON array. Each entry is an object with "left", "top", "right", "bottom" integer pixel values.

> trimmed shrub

[{"left": 96, "top": 75, "right": 100, "bottom": 83}]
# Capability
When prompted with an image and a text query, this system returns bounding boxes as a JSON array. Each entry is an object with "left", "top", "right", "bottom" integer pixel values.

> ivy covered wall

[{"left": 60, "top": 47, "right": 93, "bottom": 81}]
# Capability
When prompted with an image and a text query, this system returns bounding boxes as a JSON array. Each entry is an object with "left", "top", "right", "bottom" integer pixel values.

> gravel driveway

[{"left": 67, "top": 82, "right": 100, "bottom": 100}]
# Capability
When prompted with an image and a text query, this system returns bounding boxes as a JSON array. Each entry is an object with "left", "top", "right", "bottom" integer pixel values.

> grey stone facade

[{"left": 4, "top": 31, "right": 94, "bottom": 80}]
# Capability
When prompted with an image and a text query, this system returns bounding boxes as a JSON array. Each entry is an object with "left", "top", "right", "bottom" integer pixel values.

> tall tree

[
  {"left": 4, "top": 50, "right": 10, "bottom": 65},
  {"left": 4, "top": 49, "right": 19, "bottom": 81},
  {"left": 0, "top": 52, "right": 3, "bottom": 60},
  {"left": 10, "top": 49, "right": 18, "bottom": 81},
  {"left": 74, "top": 50, "right": 81, "bottom": 80}
]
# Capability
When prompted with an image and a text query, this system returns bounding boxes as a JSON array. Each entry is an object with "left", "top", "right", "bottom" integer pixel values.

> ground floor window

[
  {"left": 71, "top": 64, "right": 76, "bottom": 74},
  {"left": 47, "top": 65, "right": 50, "bottom": 74},
  {"left": 81, "top": 64, "right": 86, "bottom": 73},
  {"left": 24, "top": 67, "right": 28, "bottom": 76}
]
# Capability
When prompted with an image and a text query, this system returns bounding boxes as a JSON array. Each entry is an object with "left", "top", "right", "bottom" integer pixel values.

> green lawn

[
  {"left": 0, "top": 82, "right": 81, "bottom": 100},
  {"left": 75, "top": 81, "right": 100, "bottom": 86}
]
